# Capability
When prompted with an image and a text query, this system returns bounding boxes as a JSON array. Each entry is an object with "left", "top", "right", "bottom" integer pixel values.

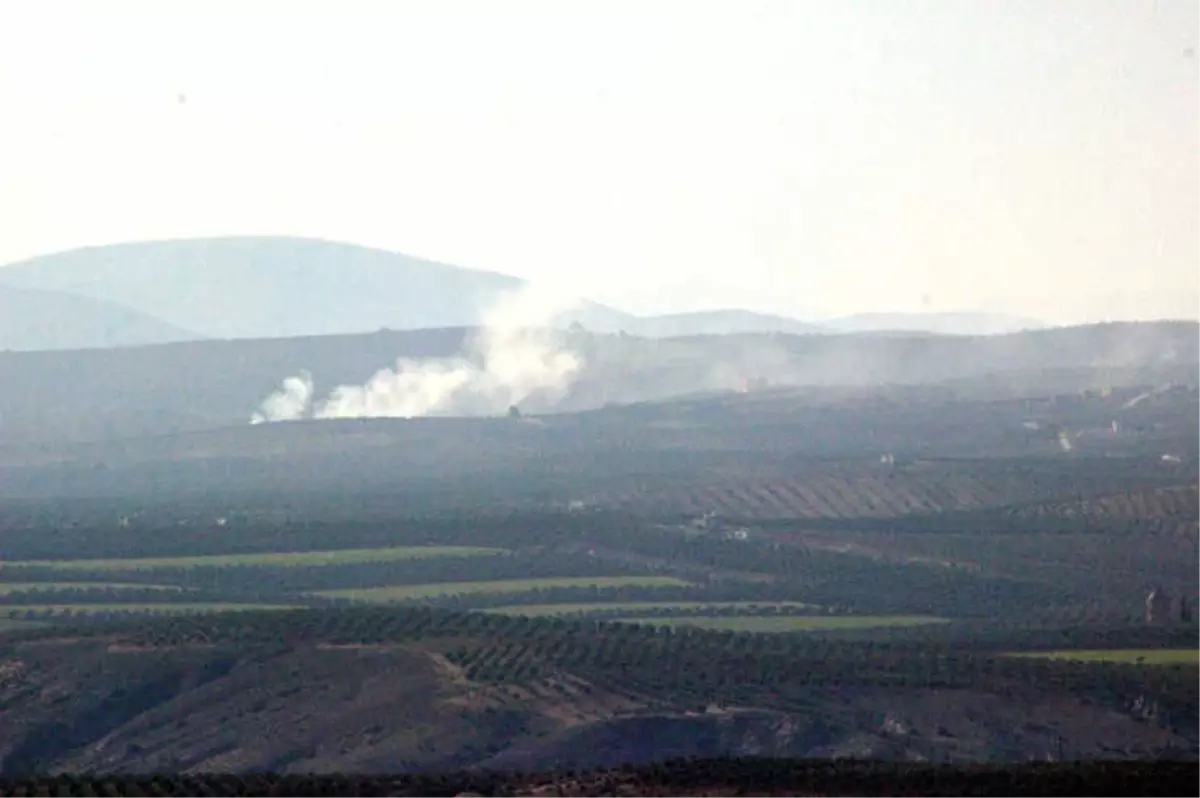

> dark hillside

[{"left": 0, "top": 321, "right": 1193, "bottom": 450}]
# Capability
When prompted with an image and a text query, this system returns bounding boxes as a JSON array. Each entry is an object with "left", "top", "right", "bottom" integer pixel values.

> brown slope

[{"left": 0, "top": 637, "right": 1192, "bottom": 775}]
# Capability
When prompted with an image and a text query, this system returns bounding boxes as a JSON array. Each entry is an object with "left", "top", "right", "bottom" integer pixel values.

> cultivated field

[
  {"left": 3, "top": 546, "right": 507, "bottom": 572},
  {"left": 0, "top": 582, "right": 184, "bottom": 594},
  {"left": 0, "top": 618, "right": 42, "bottom": 631},
  {"left": 617, "top": 615, "right": 950, "bottom": 633},
  {"left": 485, "top": 601, "right": 817, "bottom": 617},
  {"left": 1007, "top": 649, "right": 1199, "bottom": 665},
  {"left": 595, "top": 470, "right": 1042, "bottom": 520},
  {"left": 1, "top": 603, "right": 298, "bottom": 617},
  {"left": 317, "top": 576, "right": 694, "bottom": 602}
]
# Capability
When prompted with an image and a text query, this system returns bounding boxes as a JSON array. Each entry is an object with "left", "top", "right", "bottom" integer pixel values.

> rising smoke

[
  {"left": 250, "top": 371, "right": 314, "bottom": 424},
  {"left": 249, "top": 284, "right": 586, "bottom": 423}
]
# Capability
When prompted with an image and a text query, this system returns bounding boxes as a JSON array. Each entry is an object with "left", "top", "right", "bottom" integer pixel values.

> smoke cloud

[
  {"left": 249, "top": 284, "right": 586, "bottom": 423},
  {"left": 250, "top": 371, "right": 314, "bottom": 424}
]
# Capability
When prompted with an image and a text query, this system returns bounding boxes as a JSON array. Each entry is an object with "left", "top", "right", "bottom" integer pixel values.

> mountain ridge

[
  {"left": 0, "top": 237, "right": 1050, "bottom": 347},
  {"left": 0, "top": 237, "right": 525, "bottom": 341}
]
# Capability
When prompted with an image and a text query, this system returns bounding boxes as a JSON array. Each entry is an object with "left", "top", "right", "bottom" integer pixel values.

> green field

[
  {"left": 0, "top": 617, "right": 44, "bottom": 631},
  {"left": 1, "top": 603, "right": 298, "bottom": 617},
  {"left": 317, "top": 576, "right": 693, "bottom": 602},
  {"left": 616, "top": 615, "right": 950, "bottom": 633},
  {"left": 485, "top": 601, "right": 817, "bottom": 617},
  {"left": 0, "top": 582, "right": 185, "bottom": 595},
  {"left": 1006, "top": 649, "right": 1200, "bottom": 665},
  {"left": 4, "top": 546, "right": 508, "bottom": 572}
]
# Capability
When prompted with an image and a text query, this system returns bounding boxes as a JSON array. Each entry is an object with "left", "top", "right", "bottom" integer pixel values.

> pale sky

[{"left": 0, "top": 0, "right": 1196, "bottom": 323}]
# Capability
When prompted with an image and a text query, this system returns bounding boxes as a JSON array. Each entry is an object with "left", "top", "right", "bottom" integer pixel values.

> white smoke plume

[
  {"left": 250, "top": 371, "right": 314, "bottom": 424},
  {"left": 249, "top": 284, "right": 586, "bottom": 423}
]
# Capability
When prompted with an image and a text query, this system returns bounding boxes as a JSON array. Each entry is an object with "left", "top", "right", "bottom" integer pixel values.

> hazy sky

[{"left": 0, "top": 0, "right": 1196, "bottom": 323}]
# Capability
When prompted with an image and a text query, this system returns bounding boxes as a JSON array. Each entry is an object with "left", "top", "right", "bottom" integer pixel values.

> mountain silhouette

[{"left": 0, "top": 284, "right": 201, "bottom": 351}]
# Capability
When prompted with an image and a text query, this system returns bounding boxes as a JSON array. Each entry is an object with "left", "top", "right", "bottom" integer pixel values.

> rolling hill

[
  {"left": 0, "top": 237, "right": 532, "bottom": 341},
  {"left": 1, "top": 237, "right": 1057, "bottom": 349},
  {"left": 0, "top": 285, "right": 201, "bottom": 352},
  {"left": 0, "top": 237, "right": 825, "bottom": 344}
]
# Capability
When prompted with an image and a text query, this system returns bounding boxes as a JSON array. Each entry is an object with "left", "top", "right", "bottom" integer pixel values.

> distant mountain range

[
  {"left": 577, "top": 308, "right": 829, "bottom": 337},
  {"left": 0, "top": 236, "right": 1046, "bottom": 351}
]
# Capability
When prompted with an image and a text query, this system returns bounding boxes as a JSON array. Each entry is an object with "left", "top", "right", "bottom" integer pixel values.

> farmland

[
  {"left": 2, "top": 602, "right": 1187, "bottom": 778},
  {"left": 316, "top": 576, "right": 694, "bottom": 602},
  {"left": 2, "top": 545, "right": 507, "bottom": 572},
  {"left": 1, "top": 760, "right": 1193, "bottom": 797},
  {"left": 594, "top": 469, "right": 1044, "bottom": 520},
  {"left": 1, "top": 603, "right": 298, "bottom": 617},
  {"left": 0, "top": 618, "right": 42, "bottom": 631},
  {"left": 485, "top": 601, "right": 818, "bottom": 617},
  {"left": 616, "top": 615, "right": 950, "bottom": 633},
  {"left": 1007, "top": 485, "right": 1200, "bottom": 521},
  {"left": 0, "top": 582, "right": 184, "bottom": 594},
  {"left": 1007, "top": 649, "right": 1199, "bottom": 665},
  {"left": 0, "top": 330, "right": 1196, "bottom": 777}
]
